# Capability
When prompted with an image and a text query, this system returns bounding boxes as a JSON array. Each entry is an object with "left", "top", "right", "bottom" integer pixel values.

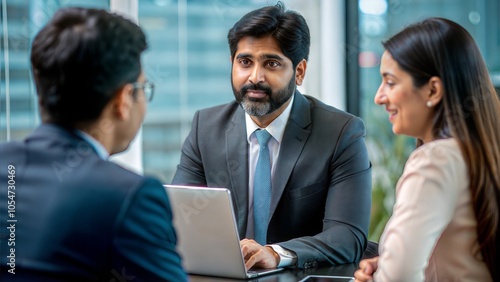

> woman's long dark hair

[{"left": 383, "top": 17, "right": 500, "bottom": 280}]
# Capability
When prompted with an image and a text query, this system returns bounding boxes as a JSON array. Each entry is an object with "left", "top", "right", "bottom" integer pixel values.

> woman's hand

[{"left": 354, "top": 256, "right": 379, "bottom": 282}]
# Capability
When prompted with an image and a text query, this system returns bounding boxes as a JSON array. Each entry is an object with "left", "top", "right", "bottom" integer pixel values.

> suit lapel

[
  {"left": 270, "top": 91, "right": 311, "bottom": 219},
  {"left": 225, "top": 105, "right": 249, "bottom": 236}
]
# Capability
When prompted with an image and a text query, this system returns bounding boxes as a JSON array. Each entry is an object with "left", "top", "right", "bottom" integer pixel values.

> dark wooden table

[{"left": 188, "top": 263, "right": 358, "bottom": 282}]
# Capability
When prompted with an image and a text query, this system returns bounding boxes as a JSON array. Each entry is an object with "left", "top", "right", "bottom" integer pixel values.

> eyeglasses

[{"left": 132, "top": 81, "right": 155, "bottom": 102}]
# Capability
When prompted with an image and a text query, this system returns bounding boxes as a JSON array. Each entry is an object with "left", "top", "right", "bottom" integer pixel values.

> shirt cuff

[{"left": 267, "top": 244, "right": 297, "bottom": 268}]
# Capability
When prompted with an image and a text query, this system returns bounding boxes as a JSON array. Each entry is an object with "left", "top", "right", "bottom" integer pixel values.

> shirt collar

[
  {"left": 245, "top": 93, "right": 294, "bottom": 143},
  {"left": 74, "top": 129, "right": 110, "bottom": 160}
]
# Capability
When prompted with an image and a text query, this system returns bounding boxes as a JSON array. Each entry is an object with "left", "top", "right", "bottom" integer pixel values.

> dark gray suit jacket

[
  {"left": 0, "top": 124, "right": 187, "bottom": 281},
  {"left": 172, "top": 91, "right": 372, "bottom": 268}
]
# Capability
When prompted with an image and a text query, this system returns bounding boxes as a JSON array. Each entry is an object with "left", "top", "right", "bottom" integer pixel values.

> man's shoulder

[
  {"left": 0, "top": 134, "right": 154, "bottom": 197},
  {"left": 0, "top": 140, "right": 24, "bottom": 153},
  {"left": 302, "top": 94, "right": 360, "bottom": 125},
  {"left": 197, "top": 100, "right": 240, "bottom": 115},
  {"left": 0, "top": 140, "right": 27, "bottom": 169},
  {"left": 303, "top": 94, "right": 354, "bottom": 117},
  {"left": 194, "top": 100, "right": 242, "bottom": 126},
  {"left": 79, "top": 157, "right": 164, "bottom": 199}
]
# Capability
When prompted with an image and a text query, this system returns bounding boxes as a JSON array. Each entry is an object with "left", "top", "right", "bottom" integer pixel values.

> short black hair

[
  {"left": 30, "top": 7, "right": 147, "bottom": 126},
  {"left": 227, "top": 1, "right": 310, "bottom": 68}
]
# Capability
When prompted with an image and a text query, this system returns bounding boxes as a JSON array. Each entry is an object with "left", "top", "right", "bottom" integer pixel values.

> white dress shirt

[
  {"left": 245, "top": 95, "right": 294, "bottom": 240},
  {"left": 74, "top": 129, "right": 109, "bottom": 160}
]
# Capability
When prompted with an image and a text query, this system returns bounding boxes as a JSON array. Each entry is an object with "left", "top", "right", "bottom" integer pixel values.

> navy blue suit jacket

[
  {"left": 172, "top": 91, "right": 372, "bottom": 268},
  {"left": 0, "top": 124, "right": 187, "bottom": 281}
]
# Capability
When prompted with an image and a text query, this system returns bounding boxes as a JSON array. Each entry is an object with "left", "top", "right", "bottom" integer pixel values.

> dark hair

[
  {"left": 30, "top": 7, "right": 147, "bottom": 126},
  {"left": 227, "top": 1, "right": 310, "bottom": 68},
  {"left": 384, "top": 17, "right": 500, "bottom": 280}
]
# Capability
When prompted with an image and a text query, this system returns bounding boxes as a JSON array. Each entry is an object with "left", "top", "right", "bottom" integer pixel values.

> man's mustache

[{"left": 240, "top": 83, "right": 272, "bottom": 96}]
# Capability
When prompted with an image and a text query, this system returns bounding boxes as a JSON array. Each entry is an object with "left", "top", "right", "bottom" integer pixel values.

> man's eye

[
  {"left": 239, "top": 59, "right": 251, "bottom": 66},
  {"left": 266, "top": 61, "right": 280, "bottom": 68}
]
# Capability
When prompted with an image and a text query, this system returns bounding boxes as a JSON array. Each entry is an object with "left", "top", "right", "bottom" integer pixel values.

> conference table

[{"left": 188, "top": 263, "right": 358, "bottom": 281}]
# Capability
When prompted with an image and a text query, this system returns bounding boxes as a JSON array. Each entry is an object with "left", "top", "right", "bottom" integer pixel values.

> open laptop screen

[{"left": 164, "top": 185, "right": 283, "bottom": 279}]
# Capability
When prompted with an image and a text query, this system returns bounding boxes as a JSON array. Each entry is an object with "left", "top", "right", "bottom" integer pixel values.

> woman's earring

[{"left": 426, "top": 100, "right": 433, "bottom": 108}]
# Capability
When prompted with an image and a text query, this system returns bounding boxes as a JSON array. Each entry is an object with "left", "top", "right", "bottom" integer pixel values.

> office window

[
  {"left": 0, "top": 0, "right": 109, "bottom": 142},
  {"left": 358, "top": 0, "right": 500, "bottom": 241},
  {"left": 138, "top": 0, "right": 245, "bottom": 181}
]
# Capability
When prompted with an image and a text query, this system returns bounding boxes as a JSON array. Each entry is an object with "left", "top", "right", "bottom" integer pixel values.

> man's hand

[
  {"left": 354, "top": 256, "right": 379, "bottom": 282},
  {"left": 240, "top": 239, "right": 280, "bottom": 269}
]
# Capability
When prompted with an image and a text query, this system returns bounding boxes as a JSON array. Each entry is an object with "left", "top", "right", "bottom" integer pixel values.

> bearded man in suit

[{"left": 172, "top": 2, "right": 372, "bottom": 270}]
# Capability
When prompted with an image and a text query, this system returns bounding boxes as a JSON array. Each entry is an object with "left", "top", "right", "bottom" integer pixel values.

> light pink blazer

[{"left": 375, "top": 139, "right": 492, "bottom": 282}]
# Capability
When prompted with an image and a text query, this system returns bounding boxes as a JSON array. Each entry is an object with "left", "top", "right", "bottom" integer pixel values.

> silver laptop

[{"left": 164, "top": 185, "right": 284, "bottom": 279}]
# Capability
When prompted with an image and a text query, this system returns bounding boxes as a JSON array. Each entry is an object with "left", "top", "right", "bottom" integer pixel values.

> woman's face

[{"left": 374, "top": 51, "right": 436, "bottom": 143}]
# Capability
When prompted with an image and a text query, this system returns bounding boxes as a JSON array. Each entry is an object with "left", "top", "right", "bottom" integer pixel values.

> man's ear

[
  {"left": 426, "top": 76, "right": 443, "bottom": 106},
  {"left": 112, "top": 84, "right": 134, "bottom": 121},
  {"left": 295, "top": 59, "right": 307, "bottom": 86}
]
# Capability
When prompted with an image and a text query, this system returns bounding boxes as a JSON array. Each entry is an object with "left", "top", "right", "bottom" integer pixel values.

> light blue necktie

[{"left": 253, "top": 129, "right": 272, "bottom": 245}]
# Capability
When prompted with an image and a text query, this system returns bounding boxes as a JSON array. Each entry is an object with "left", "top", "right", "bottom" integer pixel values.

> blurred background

[{"left": 1, "top": 0, "right": 499, "bottom": 241}]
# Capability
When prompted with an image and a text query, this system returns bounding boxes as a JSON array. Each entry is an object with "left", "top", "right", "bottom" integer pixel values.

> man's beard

[{"left": 231, "top": 74, "right": 296, "bottom": 116}]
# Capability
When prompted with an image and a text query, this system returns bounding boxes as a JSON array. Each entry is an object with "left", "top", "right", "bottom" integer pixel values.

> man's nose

[{"left": 249, "top": 65, "right": 265, "bottom": 85}]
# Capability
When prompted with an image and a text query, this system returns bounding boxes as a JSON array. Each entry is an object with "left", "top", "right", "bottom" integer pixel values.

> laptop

[{"left": 164, "top": 185, "right": 285, "bottom": 279}]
